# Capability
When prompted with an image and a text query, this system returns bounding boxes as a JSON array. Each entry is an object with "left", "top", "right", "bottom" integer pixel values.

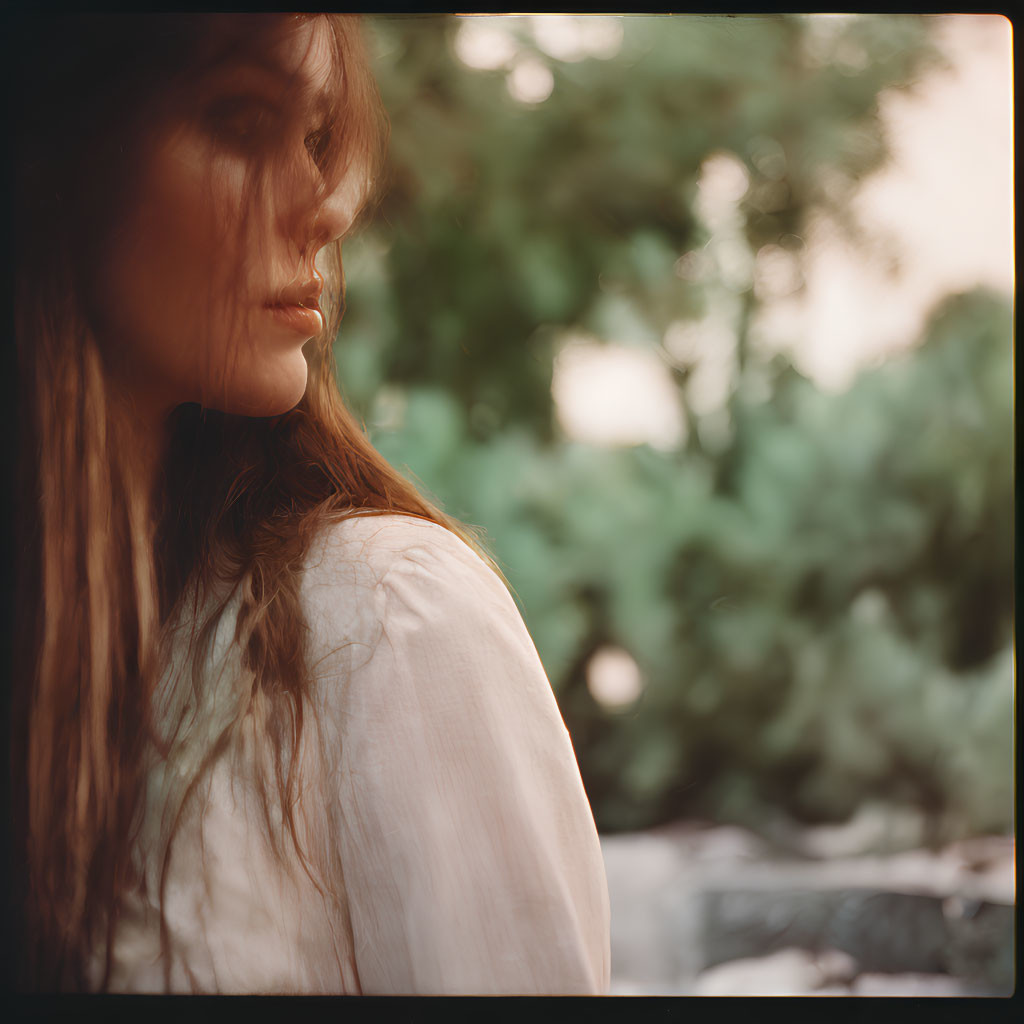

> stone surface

[
  {"left": 692, "top": 948, "right": 858, "bottom": 996},
  {"left": 600, "top": 820, "right": 1014, "bottom": 996}
]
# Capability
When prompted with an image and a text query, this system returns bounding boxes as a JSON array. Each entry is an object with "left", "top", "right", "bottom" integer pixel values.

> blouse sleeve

[{"left": 308, "top": 518, "right": 610, "bottom": 995}]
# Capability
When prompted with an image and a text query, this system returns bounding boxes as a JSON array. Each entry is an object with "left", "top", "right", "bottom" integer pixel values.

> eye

[
  {"left": 204, "top": 96, "right": 283, "bottom": 151},
  {"left": 304, "top": 124, "right": 334, "bottom": 171}
]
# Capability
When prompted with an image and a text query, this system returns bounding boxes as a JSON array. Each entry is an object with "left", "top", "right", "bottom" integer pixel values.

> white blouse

[{"left": 94, "top": 513, "right": 610, "bottom": 994}]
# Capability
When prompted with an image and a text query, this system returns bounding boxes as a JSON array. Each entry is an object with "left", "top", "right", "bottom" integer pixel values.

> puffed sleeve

[{"left": 306, "top": 516, "right": 610, "bottom": 995}]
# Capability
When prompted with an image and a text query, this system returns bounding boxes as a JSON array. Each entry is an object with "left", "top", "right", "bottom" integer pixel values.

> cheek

[
  {"left": 97, "top": 137, "right": 250, "bottom": 401},
  {"left": 94, "top": 131, "right": 309, "bottom": 418},
  {"left": 134, "top": 142, "right": 244, "bottom": 323}
]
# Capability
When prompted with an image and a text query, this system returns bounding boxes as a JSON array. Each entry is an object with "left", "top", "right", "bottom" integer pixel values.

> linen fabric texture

[{"left": 92, "top": 514, "right": 610, "bottom": 994}]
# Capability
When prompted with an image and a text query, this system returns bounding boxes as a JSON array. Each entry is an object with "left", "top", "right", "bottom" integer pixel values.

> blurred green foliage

[{"left": 339, "top": 15, "right": 1012, "bottom": 840}]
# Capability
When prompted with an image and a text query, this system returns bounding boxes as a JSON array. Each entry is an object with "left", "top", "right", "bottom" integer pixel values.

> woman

[{"left": 11, "top": 13, "right": 609, "bottom": 994}]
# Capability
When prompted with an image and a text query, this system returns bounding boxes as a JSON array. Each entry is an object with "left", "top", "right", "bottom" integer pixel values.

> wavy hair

[{"left": 12, "top": 12, "right": 483, "bottom": 991}]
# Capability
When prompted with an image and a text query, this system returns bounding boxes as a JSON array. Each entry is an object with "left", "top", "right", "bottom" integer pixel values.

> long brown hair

[{"left": 12, "top": 13, "right": 482, "bottom": 991}]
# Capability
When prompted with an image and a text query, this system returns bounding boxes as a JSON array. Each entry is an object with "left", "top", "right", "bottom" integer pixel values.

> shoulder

[
  {"left": 298, "top": 512, "right": 513, "bottom": 677},
  {"left": 299, "top": 511, "right": 559, "bottom": 743},
  {"left": 301, "top": 512, "right": 498, "bottom": 604}
]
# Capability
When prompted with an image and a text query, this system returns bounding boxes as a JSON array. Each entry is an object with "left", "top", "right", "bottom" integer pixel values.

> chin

[{"left": 210, "top": 360, "right": 310, "bottom": 418}]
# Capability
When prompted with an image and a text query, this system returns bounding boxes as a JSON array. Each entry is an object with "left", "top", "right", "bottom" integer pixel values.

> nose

[
  {"left": 299, "top": 153, "right": 364, "bottom": 257},
  {"left": 311, "top": 174, "right": 359, "bottom": 251},
  {"left": 279, "top": 148, "right": 363, "bottom": 262}
]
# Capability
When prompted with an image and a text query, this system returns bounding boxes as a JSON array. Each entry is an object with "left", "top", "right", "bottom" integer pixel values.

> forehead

[
  {"left": 277, "top": 18, "right": 336, "bottom": 86},
  {"left": 202, "top": 17, "right": 342, "bottom": 111}
]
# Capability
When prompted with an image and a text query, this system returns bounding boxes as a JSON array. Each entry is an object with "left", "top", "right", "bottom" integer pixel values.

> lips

[
  {"left": 265, "top": 276, "right": 324, "bottom": 336},
  {"left": 266, "top": 301, "right": 323, "bottom": 336}
]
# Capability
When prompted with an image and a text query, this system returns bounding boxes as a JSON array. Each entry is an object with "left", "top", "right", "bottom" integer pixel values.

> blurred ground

[{"left": 601, "top": 807, "right": 1014, "bottom": 996}]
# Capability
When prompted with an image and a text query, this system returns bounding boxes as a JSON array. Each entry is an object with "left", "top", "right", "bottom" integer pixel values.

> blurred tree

[
  {"left": 341, "top": 14, "right": 945, "bottom": 437},
  {"left": 338, "top": 15, "right": 1012, "bottom": 841}
]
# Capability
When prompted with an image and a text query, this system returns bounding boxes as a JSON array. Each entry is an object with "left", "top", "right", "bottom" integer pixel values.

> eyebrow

[{"left": 206, "top": 58, "right": 336, "bottom": 118}]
